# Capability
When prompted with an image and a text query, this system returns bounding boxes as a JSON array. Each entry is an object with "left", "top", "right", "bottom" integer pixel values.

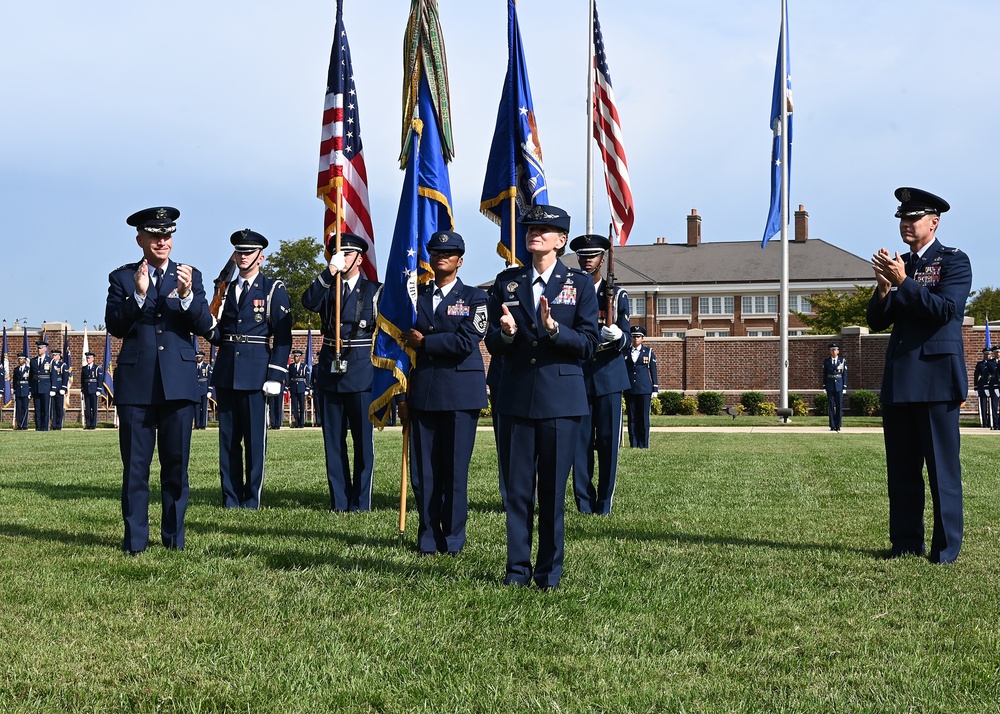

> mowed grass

[{"left": 2, "top": 428, "right": 1000, "bottom": 713}]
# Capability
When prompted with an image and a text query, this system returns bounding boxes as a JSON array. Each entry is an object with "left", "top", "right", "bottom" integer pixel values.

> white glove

[
  {"left": 59, "top": 389, "right": 66, "bottom": 395},
  {"left": 49, "top": 391, "right": 55, "bottom": 397},
  {"left": 600, "top": 324, "right": 623, "bottom": 343},
  {"left": 328, "top": 251, "right": 347, "bottom": 272},
  {"left": 652, "top": 391, "right": 659, "bottom": 398},
  {"left": 262, "top": 380, "right": 282, "bottom": 396}
]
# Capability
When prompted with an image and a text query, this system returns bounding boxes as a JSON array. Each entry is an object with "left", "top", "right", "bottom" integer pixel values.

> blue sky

[{"left": 2, "top": 0, "right": 998, "bottom": 330}]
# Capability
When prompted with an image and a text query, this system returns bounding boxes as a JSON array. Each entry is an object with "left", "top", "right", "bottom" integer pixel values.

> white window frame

[{"left": 699, "top": 296, "right": 734, "bottom": 316}]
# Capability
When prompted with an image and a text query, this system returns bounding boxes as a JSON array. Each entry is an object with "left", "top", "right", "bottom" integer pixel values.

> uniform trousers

[
  {"left": 827, "top": 389, "right": 844, "bottom": 430},
  {"left": 268, "top": 395, "right": 283, "bottom": 429},
  {"left": 118, "top": 401, "right": 193, "bottom": 552},
  {"left": 991, "top": 389, "right": 1000, "bottom": 430},
  {"left": 321, "top": 391, "right": 374, "bottom": 511},
  {"left": 195, "top": 394, "right": 209, "bottom": 429},
  {"left": 51, "top": 394, "right": 65, "bottom": 430},
  {"left": 976, "top": 388, "right": 991, "bottom": 427},
  {"left": 15, "top": 397, "right": 30, "bottom": 430},
  {"left": 290, "top": 391, "right": 306, "bottom": 427},
  {"left": 84, "top": 394, "right": 99, "bottom": 429},
  {"left": 497, "top": 414, "right": 580, "bottom": 588},
  {"left": 216, "top": 388, "right": 269, "bottom": 509},
  {"left": 410, "top": 408, "right": 478, "bottom": 554},
  {"left": 625, "top": 394, "right": 651, "bottom": 448},
  {"left": 573, "top": 391, "right": 623, "bottom": 514},
  {"left": 882, "top": 401, "right": 963, "bottom": 564},
  {"left": 33, "top": 394, "right": 50, "bottom": 431}
]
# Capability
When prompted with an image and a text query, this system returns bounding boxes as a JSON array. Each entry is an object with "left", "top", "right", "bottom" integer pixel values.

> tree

[
  {"left": 263, "top": 236, "right": 327, "bottom": 329},
  {"left": 793, "top": 285, "right": 887, "bottom": 335},
  {"left": 965, "top": 287, "right": 1000, "bottom": 325}
]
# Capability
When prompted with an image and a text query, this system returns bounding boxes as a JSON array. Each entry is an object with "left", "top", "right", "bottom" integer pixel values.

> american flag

[
  {"left": 317, "top": 0, "right": 377, "bottom": 280},
  {"left": 592, "top": 2, "right": 634, "bottom": 246}
]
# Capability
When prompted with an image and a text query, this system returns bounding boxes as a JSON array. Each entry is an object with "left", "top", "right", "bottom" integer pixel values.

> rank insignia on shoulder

[{"left": 473, "top": 304, "right": 488, "bottom": 334}]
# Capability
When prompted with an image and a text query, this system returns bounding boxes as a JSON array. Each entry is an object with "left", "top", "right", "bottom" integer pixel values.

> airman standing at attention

[
  {"left": 194, "top": 351, "right": 210, "bottom": 429},
  {"left": 48, "top": 348, "right": 69, "bottom": 430},
  {"left": 288, "top": 350, "right": 309, "bottom": 428},
  {"left": 624, "top": 326, "right": 658, "bottom": 448},
  {"left": 13, "top": 353, "right": 31, "bottom": 430},
  {"left": 822, "top": 342, "right": 847, "bottom": 432},
  {"left": 81, "top": 351, "right": 103, "bottom": 429},
  {"left": 29, "top": 339, "right": 52, "bottom": 431}
]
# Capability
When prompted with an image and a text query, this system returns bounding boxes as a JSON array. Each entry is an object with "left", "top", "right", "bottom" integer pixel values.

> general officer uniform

[
  {"left": 866, "top": 187, "right": 971, "bottom": 564},
  {"left": 106, "top": 206, "right": 214, "bottom": 553},
  {"left": 29, "top": 340, "right": 52, "bottom": 431},
  {"left": 624, "top": 326, "right": 658, "bottom": 448},
  {"left": 205, "top": 229, "right": 293, "bottom": 509},
  {"left": 485, "top": 205, "right": 600, "bottom": 589},
  {"left": 288, "top": 351, "right": 309, "bottom": 428},
  {"left": 401, "top": 232, "right": 488, "bottom": 555},
  {"left": 822, "top": 342, "right": 847, "bottom": 431},
  {"left": 302, "top": 233, "right": 382, "bottom": 512},
  {"left": 973, "top": 347, "right": 991, "bottom": 428},
  {"left": 194, "top": 351, "right": 210, "bottom": 429},
  {"left": 48, "top": 349, "right": 69, "bottom": 430},
  {"left": 570, "top": 233, "right": 631, "bottom": 515},
  {"left": 13, "top": 354, "right": 31, "bottom": 430},
  {"left": 81, "top": 352, "right": 103, "bottom": 429}
]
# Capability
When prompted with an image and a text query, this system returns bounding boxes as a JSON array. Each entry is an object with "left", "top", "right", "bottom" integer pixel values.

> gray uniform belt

[
  {"left": 222, "top": 334, "right": 269, "bottom": 344},
  {"left": 323, "top": 337, "right": 371, "bottom": 348}
]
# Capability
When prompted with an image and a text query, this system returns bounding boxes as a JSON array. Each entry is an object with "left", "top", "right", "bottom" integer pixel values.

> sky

[{"left": 3, "top": 0, "right": 999, "bottom": 332}]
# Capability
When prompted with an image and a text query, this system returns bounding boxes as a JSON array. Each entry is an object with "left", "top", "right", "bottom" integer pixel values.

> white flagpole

[
  {"left": 778, "top": 0, "right": 790, "bottom": 419},
  {"left": 585, "top": 0, "right": 595, "bottom": 234}
]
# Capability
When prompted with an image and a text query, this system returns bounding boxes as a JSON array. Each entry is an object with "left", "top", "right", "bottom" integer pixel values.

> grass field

[{"left": 2, "top": 427, "right": 999, "bottom": 713}]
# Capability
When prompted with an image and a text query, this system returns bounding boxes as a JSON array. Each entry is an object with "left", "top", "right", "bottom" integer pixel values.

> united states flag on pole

[
  {"left": 317, "top": 0, "right": 377, "bottom": 280},
  {"left": 592, "top": 1, "right": 634, "bottom": 246}
]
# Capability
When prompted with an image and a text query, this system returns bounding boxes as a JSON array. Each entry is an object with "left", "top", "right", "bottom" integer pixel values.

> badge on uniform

[
  {"left": 473, "top": 304, "right": 488, "bottom": 334},
  {"left": 916, "top": 265, "right": 941, "bottom": 288},
  {"left": 253, "top": 299, "right": 265, "bottom": 322},
  {"left": 447, "top": 299, "right": 470, "bottom": 317},
  {"left": 167, "top": 289, "right": 180, "bottom": 299},
  {"left": 506, "top": 281, "right": 519, "bottom": 294},
  {"left": 551, "top": 284, "right": 577, "bottom": 306}
]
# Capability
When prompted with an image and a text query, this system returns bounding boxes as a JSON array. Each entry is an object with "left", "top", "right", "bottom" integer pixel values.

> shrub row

[{"left": 654, "top": 390, "right": 880, "bottom": 417}]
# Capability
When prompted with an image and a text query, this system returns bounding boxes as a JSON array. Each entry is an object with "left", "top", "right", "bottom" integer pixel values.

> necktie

[
  {"left": 238, "top": 279, "right": 250, "bottom": 307},
  {"left": 905, "top": 253, "right": 916, "bottom": 278},
  {"left": 151, "top": 267, "right": 162, "bottom": 288},
  {"left": 433, "top": 288, "right": 444, "bottom": 314},
  {"left": 342, "top": 281, "right": 351, "bottom": 303},
  {"left": 533, "top": 277, "right": 544, "bottom": 311}
]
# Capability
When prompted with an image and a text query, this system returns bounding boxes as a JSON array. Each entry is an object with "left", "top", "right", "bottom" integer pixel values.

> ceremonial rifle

[{"left": 605, "top": 222, "right": 616, "bottom": 327}]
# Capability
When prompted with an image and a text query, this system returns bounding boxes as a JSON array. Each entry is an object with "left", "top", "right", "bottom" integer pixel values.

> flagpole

[
  {"left": 778, "top": 0, "right": 790, "bottom": 419},
  {"left": 585, "top": 0, "right": 595, "bottom": 234}
]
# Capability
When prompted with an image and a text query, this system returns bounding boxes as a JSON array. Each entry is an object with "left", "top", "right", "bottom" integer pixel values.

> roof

[{"left": 608, "top": 239, "right": 874, "bottom": 286}]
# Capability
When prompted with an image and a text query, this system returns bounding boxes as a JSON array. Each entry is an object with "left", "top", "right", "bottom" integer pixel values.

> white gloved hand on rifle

[
  {"left": 600, "top": 324, "right": 623, "bottom": 343},
  {"left": 262, "top": 381, "right": 282, "bottom": 396}
]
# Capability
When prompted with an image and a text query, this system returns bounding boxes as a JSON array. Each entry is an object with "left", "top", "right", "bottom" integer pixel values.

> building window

[
  {"left": 705, "top": 330, "right": 730, "bottom": 337},
  {"left": 747, "top": 329, "right": 773, "bottom": 337},
  {"left": 630, "top": 297, "right": 646, "bottom": 317},
  {"left": 658, "top": 297, "right": 691, "bottom": 316},
  {"left": 660, "top": 331, "right": 685, "bottom": 339},
  {"left": 788, "top": 329, "right": 808, "bottom": 336},
  {"left": 699, "top": 296, "right": 734, "bottom": 315},
  {"left": 741, "top": 295, "right": 779, "bottom": 315},
  {"left": 789, "top": 294, "right": 812, "bottom": 313}
]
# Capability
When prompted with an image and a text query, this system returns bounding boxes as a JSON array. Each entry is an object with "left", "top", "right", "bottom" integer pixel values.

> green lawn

[{"left": 2, "top": 428, "right": 999, "bottom": 712}]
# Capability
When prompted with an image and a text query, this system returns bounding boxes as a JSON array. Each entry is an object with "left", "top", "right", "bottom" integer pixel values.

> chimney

[
  {"left": 794, "top": 205, "right": 808, "bottom": 242},
  {"left": 686, "top": 209, "right": 702, "bottom": 247}
]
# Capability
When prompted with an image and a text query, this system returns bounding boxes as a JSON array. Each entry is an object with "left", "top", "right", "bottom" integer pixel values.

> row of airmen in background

[
  {"left": 974, "top": 346, "right": 1000, "bottom": 429},
  {"left": 8, "top": 341, "right": 99, "bottom": 430}
]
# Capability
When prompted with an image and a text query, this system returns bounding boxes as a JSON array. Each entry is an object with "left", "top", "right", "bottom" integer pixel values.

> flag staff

[
  {"left": 778, "top": 0, "right": 790, "bottom": 419},
  {"left": 585, "top": 0, "right": 595, "bottom": 234}
]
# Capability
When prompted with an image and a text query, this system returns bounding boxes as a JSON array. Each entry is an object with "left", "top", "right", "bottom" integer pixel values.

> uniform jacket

[
  {"left": 987, "top": 359, "right": 1000, "bottom": 388},
  {"left": 29, "top": 354, "right": 51, "bottom": 396},
  {"left": 288, "top": 360, "right": 309, "bottom": 394},
  {"left": 822, "top": 357, "right": 847, "bottom": 392},
  {"left": 81, "top": 363, "right": 103, "bottom": 396},
  {"left": 105, "top": 258, "right": 214, "bottom": 405},
  {"left": 13, "top": 363, "right": 31, "bottom": 398},
  {"left": 584, "top": 280, "right": 631, "bottom": 396},
  {"left": 866, "top": 239, "right": 972, "bottom": 403},
  {"left": 301, "top": 268, "right": 382, "bottom": 394},
  {"left": 407, "top": 279, "right": 488, "bottom": 412},
  {"left": 207, "top": 274, "right": 293, "bottom": 390},
  {"left": 195, "top": 360, "right": 211, "bottom": 396},
  {"left": 626, "top": 345, "right": 658, "bottom": 395},
  {"left": 485, "top": 261, "right": 599, "bottom": 419},
  {"left": 50, "top": 360, "right": 69, "bottom": 394}
]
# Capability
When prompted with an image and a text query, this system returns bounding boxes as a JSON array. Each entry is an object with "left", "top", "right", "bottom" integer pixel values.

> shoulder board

[
  {"left": 497, "top": 266, "right": 521, "bottom": 278},
  {"left": 569, "top": 268, "right": 589, "bottom": 277},
  {"left": 114, "top": 262, "right": 140, "bottom": 272}
]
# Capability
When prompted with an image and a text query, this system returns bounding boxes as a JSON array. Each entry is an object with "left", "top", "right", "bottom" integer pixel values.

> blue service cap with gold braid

[
  {"left": 230, "top": 229, "right": 268, "bottom": 253},
  {"left": 518, "top": 204, "right": 571, "bottom": 233}
]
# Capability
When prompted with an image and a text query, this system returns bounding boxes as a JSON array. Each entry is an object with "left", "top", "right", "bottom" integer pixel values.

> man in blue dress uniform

[
  {"left": 48, "top": 348, "right": 69, "bottom": 430},
  {"left": 29, "top": 339, "right": 52, "bottom": 431},
  {"left": 486, "top": 205, "right": 599, "bottom": 590},
  {"left": 867, "top": 187, "right": 972, "bottom": 564},
  {"left": 822, "top": 342, "right": 847, "bottom": 431},
  {"left": 988, "top": 347, "right": 1000, "bottom": 430},
  {"left": 81, "top": 351, "right": 102, "bottom": 429},
  {"left": 570, "top": 233, "right": 630, "bottom": 515},
  {"left": 194, "top": 351, "right": 210, "bottom": 429},
  {"left": 13, "top": 353, "right": 31, "bottom": 430},
  {"left": 106, "top": 206, "right": 214, "bottom": 554},
  {"left": 205, "top": 229, "right": 293, "bottom": 509},
  {"left": 288, "top": 350, "right": 309, "bottom": 428},
  {"left": 302, "top": 233, "right": 381, "bottom": 512},
  {"left": 973, "top": 347, "right": 991, "bottom": 428},
  {"left": 397, "top": 231, "right": 488, "bottom": 556},
  {"left": 624, "top": 326, "right": 658, "bottom": 448}
]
